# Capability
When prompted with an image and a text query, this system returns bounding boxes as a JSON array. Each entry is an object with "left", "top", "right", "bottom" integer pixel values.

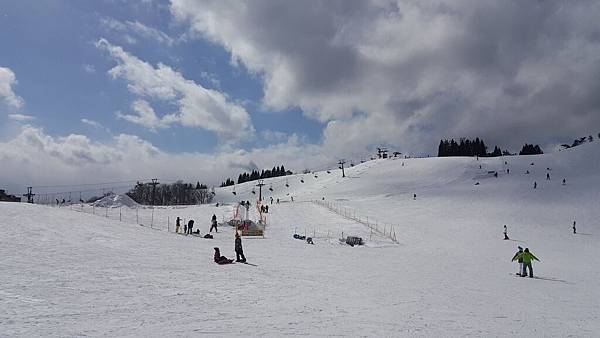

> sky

[{"left": 1, "top": 0, "right": 600, "bottom": 194}]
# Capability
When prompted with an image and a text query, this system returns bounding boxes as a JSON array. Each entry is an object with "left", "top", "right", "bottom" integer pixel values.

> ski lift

[
  {"left": 232, "top": 185, "right": 237, "bottom": 195},
  {"left": 269, "top": 184, "right": 273, "bottom": 192}
]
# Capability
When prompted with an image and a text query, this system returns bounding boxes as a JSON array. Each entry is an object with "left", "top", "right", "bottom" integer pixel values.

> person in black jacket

[
  {"left": 187, "top": 219, "right": 194, "bottom": 235},
  {"left": 235, "top": 232, "right": 246, "bottom": 263},
  {"left": 210, "top": 214, "right": 218, "bottom": 232}
]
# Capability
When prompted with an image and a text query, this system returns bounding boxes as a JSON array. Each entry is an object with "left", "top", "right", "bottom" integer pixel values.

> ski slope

[{"left": 2, "top": 142, "right": 600, "bottom": 336}]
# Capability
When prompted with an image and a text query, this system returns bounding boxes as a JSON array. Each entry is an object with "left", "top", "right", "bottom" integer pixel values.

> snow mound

[{"left": 92, "top": 193, "right": 139, "bottom": 208}]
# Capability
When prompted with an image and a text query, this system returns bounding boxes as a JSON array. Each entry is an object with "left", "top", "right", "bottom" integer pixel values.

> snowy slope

[{"left": 2, "top": 143, "right": 600, "bottom": 337}]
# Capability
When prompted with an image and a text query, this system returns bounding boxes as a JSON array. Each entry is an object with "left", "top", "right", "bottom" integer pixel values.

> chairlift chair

[
  {"left": 285, "top": 179, "right": 290, "bottom": 188},
  {"left": 232, "top": 185, "right": 237, "bottom": 195},
  {"left": 269, "top": 184, "right": 273, "bottom": 192}
]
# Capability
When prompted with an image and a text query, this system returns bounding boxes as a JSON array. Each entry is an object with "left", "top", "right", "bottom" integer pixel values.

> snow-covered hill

[{"left": 2, "top": 142, "right": 599, "bottom": 336}]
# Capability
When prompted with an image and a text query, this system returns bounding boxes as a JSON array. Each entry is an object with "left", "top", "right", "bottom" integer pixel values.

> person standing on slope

[
  {"left": 187, "top": 219, "right": 194, "bottom": 235},
  {"left": 235, "top": 232, "right": 246, "bottom": 263},
  {"left": 503, "top": 225, "right": 509, "bottom": 240},
  {"left": 512, "top": 246, "right": 524, "bottom": 276},
  {"left": 175, "top": 217, "right": 181, "bottom": 234},
  {"left": 573, "top": 221, "right": 576, "bottom": 234},
  {"left": 518, "top": 248, "right": 540, "bottom": 278},
  {"left": 210, "top": 214, "right": 218, "bottom": 233}
]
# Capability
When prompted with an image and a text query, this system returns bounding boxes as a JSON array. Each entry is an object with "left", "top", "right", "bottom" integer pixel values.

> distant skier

[
  {"left": 270, "top": 196, "right": 273, "bottom": 204},
  {"left": 525, "top": 170, "right": 530, "bottom": 174},
  {"left": 175, "top": 217, "right": 181, "bottom": 234},
  {"left": 184, "top": 222, "right": 188, "bottom": 234},
  {"left": 210, "top": 214, "right": 218, "bottom": 233},
  {"left": 511, "top": 246, "right": 524, "bottom": 276},
  {"left": 573, "top": 221, "right": 576, "bottom": 234},
  {"left": 234, "top": 232, "right": 246, "bottom": 263},
  {"left": 187, "top": 219, "right": 194, "bottom": 235},
  {"left": 506, "top": 168, "right": 510, "bottom": 174},
  {"left": 503, "top": 225, "right": 509, "bottom": 240},
  {"left": 213, "top": 247, "right": 233, "bottom": 265},
  {"left": 413, "top": 193, "right": 417, "bottom": 200},
  {"left": 533, "top": 181, "right": 537, "bottom": 189},
  {"left": 519, "top": 248, "right": 539, "bottom": 278},
  {"left": 265, "top": 205, "right": 269, "bottom": 213},
  {"left": 494, "top": 172, "right": 498, "bottom": 178},
  {"left": 546, "top": 173, "right": 550, "bottom": 180},
  {"left": 276, "top": 198, "right": 280, "bottom": 204},
  {"left": 562, "top": 178, "right": 566, "bottom": 185},
  {"left": 291, "top": 196, "right": 294, "bottom": 202}
]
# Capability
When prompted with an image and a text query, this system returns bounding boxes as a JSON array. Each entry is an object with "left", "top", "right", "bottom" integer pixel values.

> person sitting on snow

[{"left": 213, "top": 247, "right": 233, "bottom": 265}]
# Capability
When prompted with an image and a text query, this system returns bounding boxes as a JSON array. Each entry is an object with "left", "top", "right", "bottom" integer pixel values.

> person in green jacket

[
  {"left": 516, "top": 248, "right": 540, "bottom": 278},
  {"left": 511, "top": 246, "right": 524, "bottom": 276}
]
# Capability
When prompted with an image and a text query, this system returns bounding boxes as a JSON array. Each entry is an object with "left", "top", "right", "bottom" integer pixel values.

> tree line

[
  {"left": 221, "top": 165, "right": 291, "bottom": 187},
  {"left": 127, "top": 181, "right": 213, "bottom": 205},
  {"left": 438, "top": 138, "right": 543, "bottom": 157}
]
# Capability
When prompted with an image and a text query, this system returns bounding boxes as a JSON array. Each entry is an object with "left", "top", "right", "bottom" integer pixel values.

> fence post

[{"left": 151, "top": 207, "right": 154, "bottom": 228}]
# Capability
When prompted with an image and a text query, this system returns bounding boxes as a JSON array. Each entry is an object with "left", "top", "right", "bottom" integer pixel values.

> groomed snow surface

[{"left": 2, "top": 143, "right": 600, "bottom": 337}]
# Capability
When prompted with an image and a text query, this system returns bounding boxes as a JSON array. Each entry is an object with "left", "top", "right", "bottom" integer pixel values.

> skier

[
  {"left": 291, "top": 196, "right": 294, "bottom": 202},
  {"left": 276, "top": 198, "right": 280, "bottom": 204},
  {"left": 270, "top": 196, "right": 273, "bottom": 204},
  {"left": 519, "top": 248, "right": 540, "bottom": 278},
  {"left": 234, "top": 232, "right": 246, "bottom": 263},
  {"left": 506, "top": 168, "right": 510, "bottom": 174},
  {"left": 562, "top": 178, "right": 566, "bottom": 185},
  {"left": 511, "top": 246, "right": 524, "bottom": 276},
  {"left": 533, "top": 181, "right": 537, "bottom": 189},
  {"left": 213, "top": 247, "right": 233, "bottom": 265},
  {"left": 175, "top": 217, "right": 181, "bottom": 234},
  {"left": 210, "top": 214, "right": 218, "bottom": 233},
  {"left": 546, "top": 173, "right": 550, "bottom": 180},
  {"left": 187, "top": 219, "right": 194, "bottom": 235},
  {"left": 503, "top": 225, "right": 509, "bottom": 240},
  {"left": 573, "top": 221, "right": 576, "bottom": 234},
  {"left": 413, "top": 193, "right": 417, "bottom": 200}
]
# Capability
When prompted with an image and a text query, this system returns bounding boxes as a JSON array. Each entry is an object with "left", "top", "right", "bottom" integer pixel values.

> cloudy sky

[{"left": 1, "top": 0, "right": 600, "bottom": 194}]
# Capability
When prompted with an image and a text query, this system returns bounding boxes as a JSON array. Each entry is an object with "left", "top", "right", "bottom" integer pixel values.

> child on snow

[
  {"left": 503, "top": 225, "right": 509, "bottom": 240},
  {"left": 213, "top": 247, "right": 233, "bottom": 265},
  {"left": 210, "top": 214, "right": 218, "bottom": 233},
  {"left": 512, "top": 246, "right": 524, "bottom": 276},
  {"left": 235, "top": 232, "right": 246, "bottom": 263},
  {"left": 175, "top": 217, "right": 181, "bottom": 234}
]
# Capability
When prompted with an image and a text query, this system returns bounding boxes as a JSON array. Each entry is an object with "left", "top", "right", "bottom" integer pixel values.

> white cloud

[
  {"left": 8, "top": 113, "right": 35, "bottom": 122},
  {"left": 81, "top": 118, "right": 102, "bottom": 128},
  {"left": 96, "top": 38, "right": 254, "bottom": 141},
  {"left": 115, "top": 100, "right": 169, "bottom": 131},
  {"left": 0, "top": 125, "right": 330, "bottom": 189},
  {"left": 101, "top": 17, "right": 175, "bottom": 46},
  {"left": 171, "top": 0, "right": 600, "bottom": 153},
  {"left": 0, "top": 67, "right": 24, "bottom": 109},
  {"left": 83, "top": 64, "right": 96, "bottom": 74}
]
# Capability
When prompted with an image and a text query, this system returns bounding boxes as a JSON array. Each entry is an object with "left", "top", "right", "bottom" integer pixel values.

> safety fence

[
  {"left": 312, "top": 200, "right": 399, "bottom": 244},
  {"left": 62, "top": 203, "right": 223, "bottom": 234}
]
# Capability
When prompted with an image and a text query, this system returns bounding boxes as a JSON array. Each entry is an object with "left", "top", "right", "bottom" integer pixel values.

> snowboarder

[
  {"left": 187, "top": 219, "right": 194, "bottom": 235},
  {"left": 210, "top": 214, "right": 218, "bottom": 233},
  {"left": 511, "top": 246, "right": 524, "bottom": 276},
  {"left": 546, "top": 173, "right": 550, "bottom": 180},
  {"left": 503, "top": 225, "right": 509, "bottom": 240},
  {"left": 519, "top": 248, "right": 540, "bottom": 278},
  {"left": 175, "top": 217, "right": 181, "bottom": 234},
  {"left": 573, "top": 221, "right": 576, "bottom": 234},
  {"left": 234, "top": 232, "right": 246, "bottom": 263},
  {"left": 213, "top": 247, "right": 233, "bottom": 265},
  {"left": 533, "top": 181, "right": 537, "bottom": 189}
]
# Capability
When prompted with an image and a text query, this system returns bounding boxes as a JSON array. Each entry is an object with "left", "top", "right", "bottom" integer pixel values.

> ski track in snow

[{"left": 2, "top": 143, "right": 600, "bottom": 336}]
